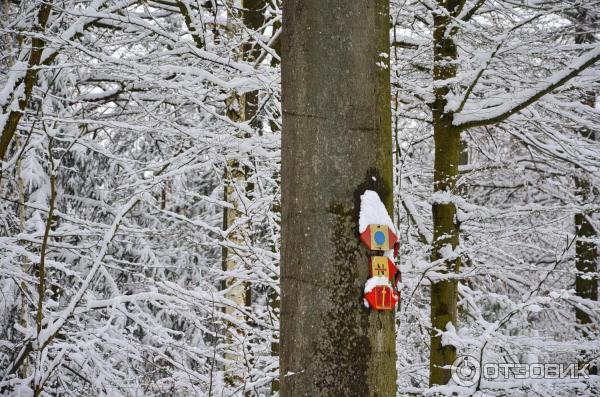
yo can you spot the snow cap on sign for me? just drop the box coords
[359,190,396,234]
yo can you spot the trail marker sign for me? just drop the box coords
[360,224,397,251]
[369,256,397,282]
[359,190,400,311]
[364,285,398,311]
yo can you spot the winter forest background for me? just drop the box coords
[0,0,599,396]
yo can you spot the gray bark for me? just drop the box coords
[280,1,396,396]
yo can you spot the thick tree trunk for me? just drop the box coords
[280,1,396,396]
[429,2,460,386]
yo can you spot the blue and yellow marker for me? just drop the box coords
[360,224,398,251]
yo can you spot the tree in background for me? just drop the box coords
[0,0,281,394]
[570,3,599,375]
[392,0,600,392]
[221,0,278,389]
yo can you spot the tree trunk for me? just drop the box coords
[575,207,598,326]
[280,1,396,396]
[222,0,266,386]
[573,5,598,376]
[574,94,598,376]
[429,1,460,386]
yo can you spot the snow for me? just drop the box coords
[1,1,599,395]
[0,113,7,137]
[358,190,396,234]
[0,61,26,106]
[454,45,600,127]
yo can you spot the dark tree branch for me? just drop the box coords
[0,0,53,166]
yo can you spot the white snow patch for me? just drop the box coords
[0,113,7,134]
[439,244,460,261]
[384,250,395,260]
[440,322,466,348]
[359,190,396,234]
[526,304,542,313]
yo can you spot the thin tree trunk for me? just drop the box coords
[429,1,460,386]
[280,1,396,395]
[221,156,250,385]
[574,94,598,376]
[4,2,31,376]
[33,149,57,397]
[222,0,265,387]
[575,207,598,327]
[266,7,282,392]
[16,136,30,378]
[573,5,598,376]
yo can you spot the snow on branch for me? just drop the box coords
[36,197,139,347]
[453,45,600,131]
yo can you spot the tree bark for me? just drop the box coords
[575,208,598,326]
[429,1,460,386]
[280,1,396,396]
[573,5,598,376]
[574,201,598,376]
